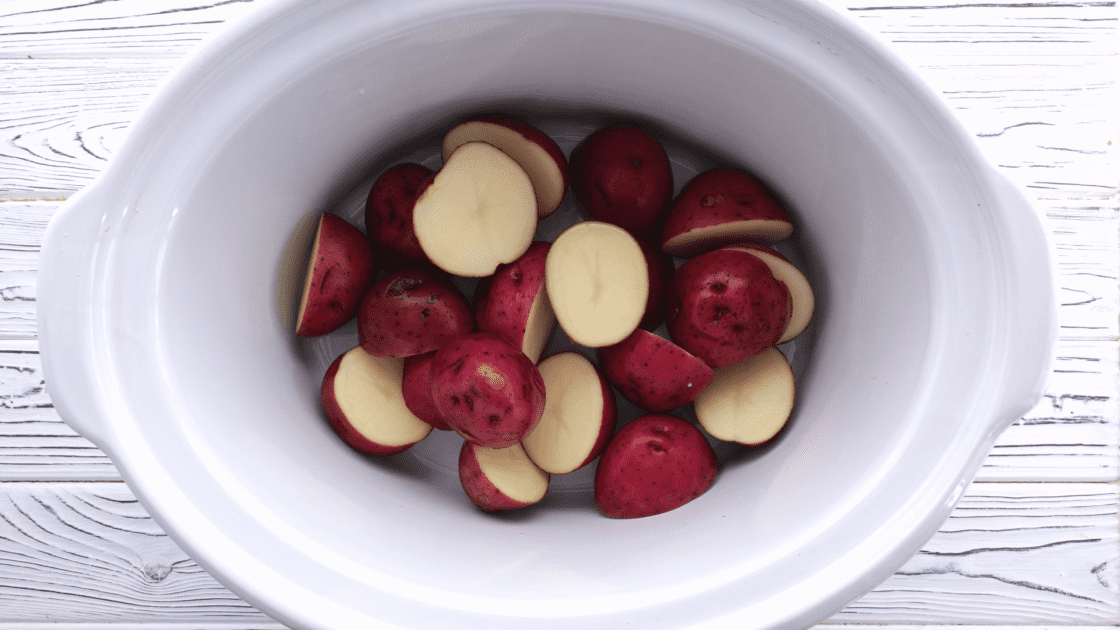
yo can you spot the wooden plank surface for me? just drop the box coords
[0,0,1116,628]
[0,481,1112,625]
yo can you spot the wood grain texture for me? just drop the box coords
[981,338,1119,482]
[827,482,1120,624]
[847,0,1118,196]
[0,0,259,58]
[0,59,174,199]
[0,481,1112,625]
[0,483,272,623]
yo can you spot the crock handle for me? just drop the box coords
[37,185,118,453]
[985,171,1059,436]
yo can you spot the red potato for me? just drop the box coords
[321,346,432,455]
[569,126,673,235]
[474,241,556,364]
[357,267,473,358]
[459,441,549,512]
[636,236,674,331]
[443,115,569,218]
[594,414,718,519]
[430,333,547,449]
[667,247,791,368]
[413,141,537,277]
[295,213,376,337]
[598,328,715,412]
[401,351,450,431]
[365,163,434,266]
[695,347,795,445]
[661,169,793,257]
[522,352,617,475]
[725,244,815,344]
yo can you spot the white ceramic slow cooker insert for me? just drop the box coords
[37,1,1057,628]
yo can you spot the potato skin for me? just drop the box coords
[430,333,546,449]
[474,241,553,359]
[661,169,791,251]
[401,351,450,431]
[296,213,376,337]
[666,248,790,368]
[458,441,545,512]
[636,237,674,331]
[598,329,715,412]
[357,267,473,357]
[594,414,718,519]
[569,126,672,235]
[365,163,434,266]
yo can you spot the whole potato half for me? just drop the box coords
[430,333,546,449]
[357,267,473,358]
[594,414,717,519]
[666,247,790,368]
[295,213,376,337]
[569,126,673,235]
[365,163,434,266]
[473,241,555,363]
[597,329,715,412]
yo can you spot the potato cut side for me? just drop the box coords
[694,347,794,445]
[413,141,537,277]
[334,348,432,447]
[662,219,794,258]
[523,352,608,474]
[522,288,556,364]
[444,120,567,218]
[474,443,549,504]
[294,216,324,332]
[732,246,815,343]
[545,221,649,347]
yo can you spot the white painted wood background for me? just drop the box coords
[0,0,1116,628]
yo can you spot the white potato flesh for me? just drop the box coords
[694,347,794,445]
[443,121,566,217]
[294,215,324,332]
[475,443,549,503]
[545,221,648,347]
[728,245,815,344]
[523,352,606,474]
[522,288,556,364]
[335,349,432,447]
[662,219,793,258]
[413,141,537,277]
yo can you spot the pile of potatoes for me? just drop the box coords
[296,116,814,519]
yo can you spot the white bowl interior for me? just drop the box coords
[91,2,1011,627]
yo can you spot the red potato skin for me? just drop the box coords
[569,126,673,235]
[401,351,450,431]
[469,114,569,194]
[598,329,715,412]
[636,237,674,331]
[474,241,553,353]
[594,414,718,519]
[431,333,547,448]
[458,441,545,512]
[365,163,434,267]
[320,354,415,456]
[661,169,791,252]
[358,267,474,358]
[296,214,376,337]
[667,248,790,368]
